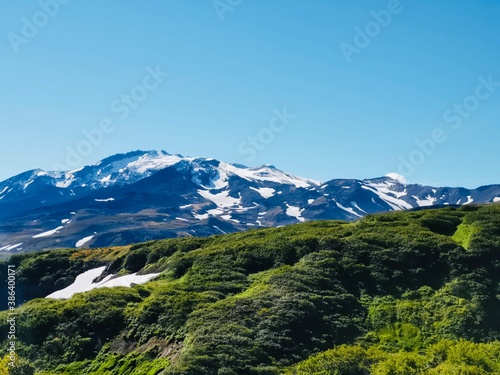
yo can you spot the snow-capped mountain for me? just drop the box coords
[0,150,316,219]
[1,150,499,253]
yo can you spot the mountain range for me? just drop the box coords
[1,150,499,253]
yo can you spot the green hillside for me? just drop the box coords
[1,204,500,374]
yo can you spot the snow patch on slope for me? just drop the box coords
[55,177,74,188]
[33,226,64,238]
[463,195,474,205]
[126,153,185,174]
[0,243,23,251]
[250,187,276,198]
[197,190,241,208]
[336,202,362,218]
[193,212,209,220]
[23,180,34,190]
[413,195,437,207]
[285,204,305,222]
[361,185,412,210]
[46,266,161,299]
[76,235,95,248]
[213,225,227,234]
[351,202,366,213]
[218,162,319,188]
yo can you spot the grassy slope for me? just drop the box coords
[0,204,500,374]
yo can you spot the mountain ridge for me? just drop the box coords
[1,150,499,253]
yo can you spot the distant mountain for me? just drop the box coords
[1,150,499,252]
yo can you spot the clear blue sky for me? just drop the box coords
[1,1,499,188]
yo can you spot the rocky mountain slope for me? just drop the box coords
[1,150,499,253]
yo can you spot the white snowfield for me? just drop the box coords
[222,214,240,223]
[75,235,95,248]
[126,153,185,174]
[193,161,319,190]
[361,183,412,211]
[192,212,209,220]
[285,204,305,222]
[412,194,437,207]
[336,201,362,218]
[463,195,474,205]
[351,202,366,213]
[213,225,227,234]
[197,189,241,208]
[207,208,224,216]
[46,266,161,299]
[95,198,115,202]
[250,187,276,199]
[494,197,500,202]
[0,243,23,251]
[33,226,64,238]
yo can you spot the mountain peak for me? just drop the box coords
[385,172,407,184]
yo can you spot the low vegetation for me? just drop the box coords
[1,204,500,374]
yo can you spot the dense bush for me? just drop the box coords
[0,204,500,374]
